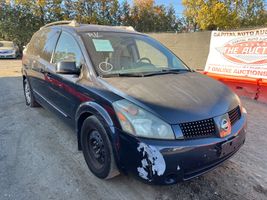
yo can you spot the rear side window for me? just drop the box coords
[27,32,40,55]
[27,28,60,62]
[53,32,83,68]
[40,29,60,62]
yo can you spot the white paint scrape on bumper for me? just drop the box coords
[137,142,166,181]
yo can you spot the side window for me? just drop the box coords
[53,32,83,68]
[136,40,168,68]
[27,32,41,55]
[40,28,60,62]
[27,29,60,62]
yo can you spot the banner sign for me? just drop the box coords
[204,28,267,79]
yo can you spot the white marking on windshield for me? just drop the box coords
[99,61,113,72]
[87,32,102,38]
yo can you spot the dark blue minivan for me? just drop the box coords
[22,21,247,185]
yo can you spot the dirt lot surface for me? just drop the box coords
[0,59,267,200]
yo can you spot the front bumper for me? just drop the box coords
[0,52,16,58]
[117,109,247,185]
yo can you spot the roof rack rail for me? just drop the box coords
[113,26,136,32]
[40,20,80,30]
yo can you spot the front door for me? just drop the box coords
[45,31,86,120]
[28,28,61,100]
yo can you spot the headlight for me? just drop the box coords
[113,99,175,139]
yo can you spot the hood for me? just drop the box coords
[0,47,14,51]
[102,72,240,124]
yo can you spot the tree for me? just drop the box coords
[131,0,155,32]
[46,0,64,22]
[183,0,267,31]
[197,0,240,30]
[120,0,131,26]
[62,0,74,20]
[14,0,64,23]
[0,3,43,48]
[97,0,120,25]
[73,0,100,24]
[166,5,182,31]
[241,0,267,27]
[182,0,203,31]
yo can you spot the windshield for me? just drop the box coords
[81,32,189,76]
[0,41,14,48]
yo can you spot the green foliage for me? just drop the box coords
[1,0,265,49]
[0,3,44,49]
[240,0,267,27]
[182,0,267,31]
[0,0,182,48]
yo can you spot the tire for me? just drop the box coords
[23,78,40,107]
[81,116,119,179]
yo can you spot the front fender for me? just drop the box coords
[75,101,114,128]
[75,101,122,169]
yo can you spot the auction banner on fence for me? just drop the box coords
[204,28,267,79]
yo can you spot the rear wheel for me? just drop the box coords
[81,116,119,179]
[23,78,39,107]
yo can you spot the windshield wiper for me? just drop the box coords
[101,73,145,78]
[142,68,191,77]
[101,69,191,78]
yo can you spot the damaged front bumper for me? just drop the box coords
[117,109,247,185]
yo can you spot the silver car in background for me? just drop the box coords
[0,41,19,58]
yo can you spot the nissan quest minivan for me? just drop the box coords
[22,21,247,185]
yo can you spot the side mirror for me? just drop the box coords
[56,61,80,75]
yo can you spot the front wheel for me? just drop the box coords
[23,78,39,107]
[81,116,119,179]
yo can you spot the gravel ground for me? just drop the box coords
[0,59,267,200]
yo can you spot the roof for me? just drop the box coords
[41,20,140,34]
[75,24,137,34]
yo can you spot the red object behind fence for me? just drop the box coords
[198,70,267,104]
[258,79,267,104]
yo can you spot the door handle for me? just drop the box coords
[45,72,63,88]
[46,74,52,80]
[44,72,52,81]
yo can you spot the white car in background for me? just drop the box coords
[0,41,19,58]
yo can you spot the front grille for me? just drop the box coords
[228,106,241,125]
[179,118,216,139]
